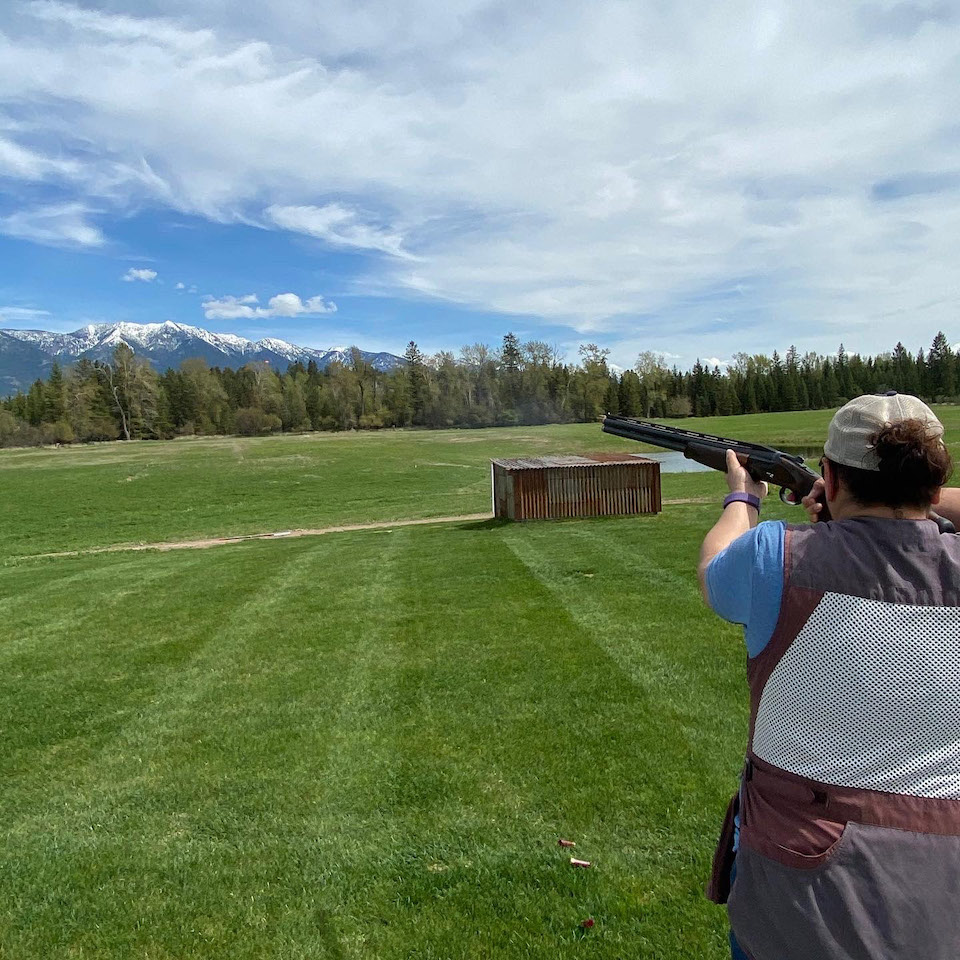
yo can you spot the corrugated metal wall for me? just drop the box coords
[492,461,661,520]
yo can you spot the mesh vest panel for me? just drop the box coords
[753,591,960,798]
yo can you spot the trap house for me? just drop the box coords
[491,453,661,521]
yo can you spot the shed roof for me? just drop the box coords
[491,453,656,470]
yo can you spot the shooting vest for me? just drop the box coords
[708,517,960,960]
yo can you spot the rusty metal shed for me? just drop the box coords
[491,453,661,521]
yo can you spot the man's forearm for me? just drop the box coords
[697,503,759,601]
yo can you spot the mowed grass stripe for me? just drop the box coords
[504,510,747,702]
[320,521,730,958]
[0,541,354,958]
[500,514,745,954]
[0,523,733,959]
[0,551,212,661]
[1,551,224,791]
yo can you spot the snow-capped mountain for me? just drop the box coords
[0,321,405,393]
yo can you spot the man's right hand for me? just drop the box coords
[801,477,827,523]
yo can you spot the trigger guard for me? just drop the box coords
[779,487,797,505]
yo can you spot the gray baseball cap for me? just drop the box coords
[824,393,944,471]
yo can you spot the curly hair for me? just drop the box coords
[829,418,953,508]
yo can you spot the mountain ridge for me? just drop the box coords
[0,320,405,393]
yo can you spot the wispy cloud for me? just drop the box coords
[0,305,51,323]
[0,203,104,247]
[266,204,413,259]
[0,136,78,181]
[202,292,337,320]
[122,267,158,282]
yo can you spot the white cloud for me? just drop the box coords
[0,136,77,181]
[26,1,215,50]
[123,267,158,282]
[175,281,185,289]
[202,292,337,320]
[0,203,104,247]
[1,1,960,359]
[0,305,51,323]
[703,357,729,369]
[266,204,413,259]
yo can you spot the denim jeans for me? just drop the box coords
[728,857,748,959]
[729,929,749,959]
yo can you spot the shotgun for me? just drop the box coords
[601,415,830,518]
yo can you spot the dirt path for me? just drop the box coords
[28,498,711,560]
[32,514,496,559]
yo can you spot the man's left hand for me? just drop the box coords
[724,449,768,500]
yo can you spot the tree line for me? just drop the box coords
[1,332,958,447]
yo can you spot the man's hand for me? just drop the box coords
[801,477,827,523]
[724,449,769,500]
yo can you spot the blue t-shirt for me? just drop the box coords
[705,521,787,657]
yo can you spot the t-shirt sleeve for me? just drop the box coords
[705,521,786,658]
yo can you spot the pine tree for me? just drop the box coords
[603,378,620,415]
[45,362,66,422]
[499,332,523,411]
[916,348,928,397]
[770,352,785,410]
[836,343,852,399]
[821,359,840,406]
[404,341,427,425]
[928,331,955,399]
[25,380,46,426]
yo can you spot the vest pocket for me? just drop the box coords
[740,771,846,868]
[766,819,853,870]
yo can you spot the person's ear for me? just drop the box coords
[931,487,942,506]
[822,459,840,502]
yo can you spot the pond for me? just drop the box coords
[644,447,822,473]
[644,451,713,473]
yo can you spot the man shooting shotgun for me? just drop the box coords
[609,396,960,960]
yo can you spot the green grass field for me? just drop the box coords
[2,408,957,958]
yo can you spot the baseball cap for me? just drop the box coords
[824,392,944,471]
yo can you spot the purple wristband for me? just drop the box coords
[723,492,761,514]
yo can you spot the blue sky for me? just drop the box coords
[1,1,959,369]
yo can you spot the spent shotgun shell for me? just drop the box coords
[570,857,591,868]
[558,839,576,848]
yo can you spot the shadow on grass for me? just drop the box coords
[458,514,664,532]
[455,518,513,531]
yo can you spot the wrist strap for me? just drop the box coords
[723,492,761,514]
